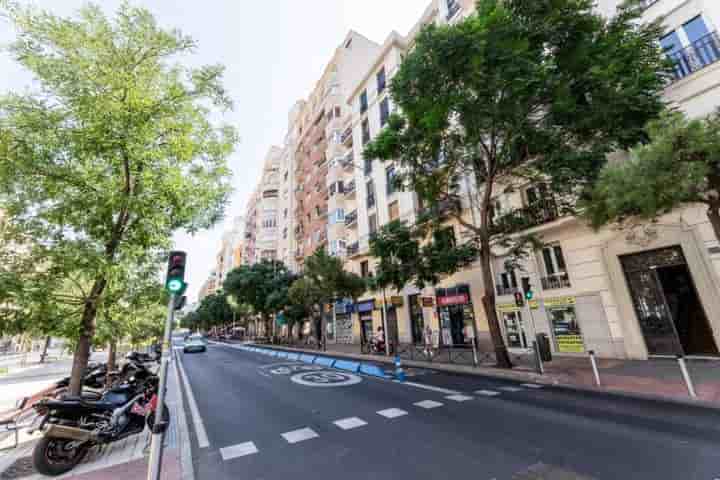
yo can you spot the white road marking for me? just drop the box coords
[521,383,543,389]
[499,386,523,392]
[414,400,444,409]
[396,381,461,395]
[377,408,408,419]
[445,394,474,402]
[475,390,501,397]
[220,441,258,460]
[176,355,210,448]
[333,417,368,430]
[282,427,319,444]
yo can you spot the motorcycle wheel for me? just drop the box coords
[33,436,90,477]
[146,404,170,432]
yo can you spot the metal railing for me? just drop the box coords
[341,127,353,145]
[344,180,356,196]
[345,211,358,227]
[516,199,560,228]
[540,272,571,290]
[447,0,461,20]
[668,32,720,82]
[346,242,360,256]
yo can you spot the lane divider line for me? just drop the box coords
[395,380,461,396]
[475,390,501,397]
[414,400,444,409]
[499,386,523,393]
[177,355,210,448]
[445,394,474,402]
[333,417,368,430]
[377,408,408,419]
[220,441,258,460]
[521,383,543,389]
[281,427,319,444]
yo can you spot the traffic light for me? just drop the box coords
[165,251,187,294]
[522,277,533,301]
[174,295,187,311]
[514,291,524,308]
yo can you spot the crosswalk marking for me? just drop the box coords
[333,417,368,430]
[414,400,444,409]
[521,383,543,389]
[445,394,474,402]
[282,427,319,444]
[377,408,408,419]
[475,389,501,397]
[499,386,523,392]
[220,442,258,460]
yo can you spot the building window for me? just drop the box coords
[542,244,567,276]
[377,67,386,93]
[263,189,279,198]
[360,90,368,114]
[334,106,341,118]
[368,213,378,236]
[386,165,397,195]
[388,200,400,221]
[379,97,390,127]
[662,15,720,81]
[366,179,376,209]
[447,0,460,20]
[334,208,345,223]
[283,227,288,239]
[284,208,288,218]
[364,156,372,176]
[361,119,371,145]
[361,260,370,278]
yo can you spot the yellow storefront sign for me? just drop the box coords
[543,296,576,308]
[497,303,519,313]
[556,334,584,353]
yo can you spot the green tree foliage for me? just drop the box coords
[584,110,720,240]
[288,249,366,347]
[223,261,297,336]
[363,0,670,367]
[0,2,237,393]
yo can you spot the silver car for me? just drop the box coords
[183,334,207,353]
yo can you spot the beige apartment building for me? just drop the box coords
[223,0,720,360]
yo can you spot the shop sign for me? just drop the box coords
[543,296,576,308]
[356,300,375,313]
[390,296,404,307]
[437,293,469,306]
[497,303,520,313]
[556,334,584,353]
[421,297,435,307]
[335,299,354,314]
[528,300,539,310]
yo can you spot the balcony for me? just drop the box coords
[345,210,358,227]
[346,241,360,256]
[447,0,460,20]
[668,32,720,83]
[515,199,560,229]
[342,151,355,170]
[345,180,356,197]
[366,193,376,209]
[496,285,517,297]
[341,127,353,145]
[419,197,461,218]
[541,272,571,290]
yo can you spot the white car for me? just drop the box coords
[183,334,207,353]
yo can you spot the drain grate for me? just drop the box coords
[0,456,34,480]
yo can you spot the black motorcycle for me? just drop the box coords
[30,370,168,476]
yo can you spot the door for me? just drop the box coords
[621,246,718,356]
[503,311,528,349]
[386,307,399,346]
[409,294,425,344]
[360,317,373,345]
[449,305,466,345]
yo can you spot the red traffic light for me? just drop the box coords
[514,291,524,307]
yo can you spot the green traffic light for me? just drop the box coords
[525,290,533,300]
[167,279,184,293]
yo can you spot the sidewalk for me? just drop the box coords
[246,340,720,406]
[0,353,191,480]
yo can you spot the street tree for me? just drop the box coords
[0,3,237,394]
[584,110,720,241]
[363,0,670,367]
[288,249,366,349]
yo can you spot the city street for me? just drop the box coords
[177,343,720,480]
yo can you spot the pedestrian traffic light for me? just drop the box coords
[165,251,187,293]
[522,277,533,301]
[174,295,187,311]
[514,291,524,308]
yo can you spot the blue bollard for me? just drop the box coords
[395,355,405,382]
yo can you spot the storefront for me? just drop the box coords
[334,299,354,344]
[356,300,375,345]
[497,303,530,350]
[545,297,584,354]
[408,294,426,344]
[435,285,477,346]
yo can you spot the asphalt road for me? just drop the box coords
[177,342,720,480]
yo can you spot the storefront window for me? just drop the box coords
[549,306,584,353]
[502,311,528,349]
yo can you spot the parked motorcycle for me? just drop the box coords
[30,368,168,476]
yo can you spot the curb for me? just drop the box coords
[236,342,720,412]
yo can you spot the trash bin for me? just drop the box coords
[536,333,552,362]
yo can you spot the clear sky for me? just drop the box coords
[0,0,431,302]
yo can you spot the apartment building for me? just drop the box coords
[214,216,244,287]
[277,101,304,271]
[198,270,218,301]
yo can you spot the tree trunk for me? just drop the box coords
[707,203,720,245]
[106,341,117,387]
[68,277,107,396]
[39,336,51,364]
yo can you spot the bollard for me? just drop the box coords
[532,341,544,375]
[394,355,405,382]
[588,350,601,387]
[471,338,479,368]
[677,355,697,399]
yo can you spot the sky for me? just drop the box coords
[0,0,431,302]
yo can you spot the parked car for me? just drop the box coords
[183,334,207,353]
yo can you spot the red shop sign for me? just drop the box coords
[437,294,469,306]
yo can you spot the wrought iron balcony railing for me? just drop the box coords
[668,32,720,82]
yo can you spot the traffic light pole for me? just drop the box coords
[147,293,176,480]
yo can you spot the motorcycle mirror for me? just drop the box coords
[15,397,28,410]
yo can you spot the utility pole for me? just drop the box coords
[148,251,187,480]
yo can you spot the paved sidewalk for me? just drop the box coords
[241,340,720,405]
[0,354,191,480]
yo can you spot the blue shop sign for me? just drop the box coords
[335,299,355,314]
[356,300,375,313]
